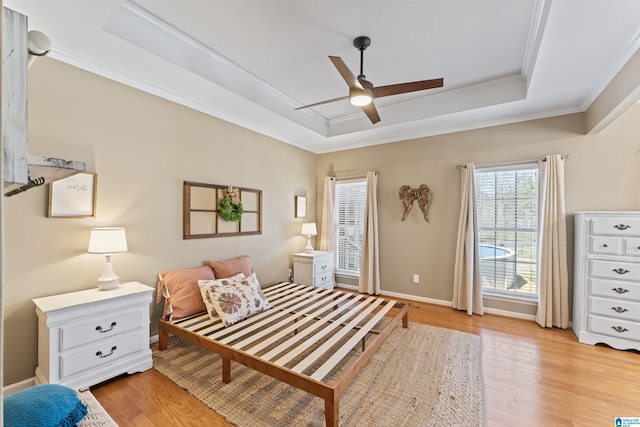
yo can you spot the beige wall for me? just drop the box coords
[317,104,640,312]
[3,59,317,385]
[4,56,640,387]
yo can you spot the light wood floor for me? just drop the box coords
[91,300,640,426]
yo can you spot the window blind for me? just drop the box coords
[334,180,367,276]
[475,164,538,298]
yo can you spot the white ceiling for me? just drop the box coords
[6,0,640,153]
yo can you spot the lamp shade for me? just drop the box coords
[301,223,317,236]
[88,227,128,254]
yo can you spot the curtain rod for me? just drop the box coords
[331,171,379,180]
[456,154,569,169]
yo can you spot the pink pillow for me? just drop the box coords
[157,265,215,320]
[206,256,252,279]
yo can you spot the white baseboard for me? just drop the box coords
[336,283,537,321]
[3,377,35,396]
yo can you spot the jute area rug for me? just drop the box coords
[152,323,485,426]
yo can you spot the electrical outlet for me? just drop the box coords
[413,274,420,284]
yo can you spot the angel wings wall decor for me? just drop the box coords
[399,184,432,222]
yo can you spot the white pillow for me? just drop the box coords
[198,273,270,326]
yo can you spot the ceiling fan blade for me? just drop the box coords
[329,56,362,89]
[294,95,350,110]
[372,78,444,98]
[361,102,380,124]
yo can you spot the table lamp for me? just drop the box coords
[301,223,317,254]
[88,227,128,290]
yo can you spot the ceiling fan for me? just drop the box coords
[295,36,444,124]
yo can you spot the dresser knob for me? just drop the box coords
[611,306,629,314]
[96,346,117,358]
[612,287,630,294]
[612,268,630,275]
[603,244,608,248]
[96,321,117,333]
[614,224,631,230]
[611,326,629,333]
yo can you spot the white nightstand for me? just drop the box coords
[32,281,154,390]
[293,251,334,289]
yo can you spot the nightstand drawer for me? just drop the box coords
[60,308,143,351]
[313,271,332,288]
[60,332,144,379]
[314,260,332,275]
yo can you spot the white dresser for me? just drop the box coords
[32,281,154,390]
[573,212,640,351]
[293,251,334,289]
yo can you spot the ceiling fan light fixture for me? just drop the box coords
[349,87,372,106]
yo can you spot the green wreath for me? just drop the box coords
[219,197,243,222]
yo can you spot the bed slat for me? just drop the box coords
[309,299,397,380]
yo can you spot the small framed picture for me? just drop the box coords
[295,196,307,218]
[48,172,97,218]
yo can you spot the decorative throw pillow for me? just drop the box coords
[206,255,252,279]
[157,265,216,320]
[197,272,245,317]
[198,273,270,326]
[4,384,88,427]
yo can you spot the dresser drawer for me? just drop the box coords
[60,332,144,379]
[589,296,640,320]
[590,279,640,302]
[60,308,143,351]
[588,315,640,342]
[589,236,621,255]
[590,259,640,281]
[624,238,640,256]
[591,218,640,236]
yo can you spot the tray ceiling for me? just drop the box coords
[6,0,640,153]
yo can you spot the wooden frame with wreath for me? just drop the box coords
[183,181,262,239]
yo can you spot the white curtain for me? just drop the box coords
[536,154,569,328]
[359,171,380,295]
[318,177,335,252]
[319,176,336,286]
[452,163,484,315]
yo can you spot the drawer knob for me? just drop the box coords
[603,244,608,248]
[611,306,629,314]
[96,346,117,358]
[612,268,630,275]
[612,287,630,294]
[611,326,629,333]
[96,321,117,333]
[614,224,631,230]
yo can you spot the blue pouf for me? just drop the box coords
[4,384,88,427]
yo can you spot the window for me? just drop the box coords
[334,179,367,276]
[475,164,538,299]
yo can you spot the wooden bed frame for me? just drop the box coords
[158,281,408,426]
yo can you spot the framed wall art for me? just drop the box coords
[183,181,262,239]
[48,172,97,218]
[295,196,307,218]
